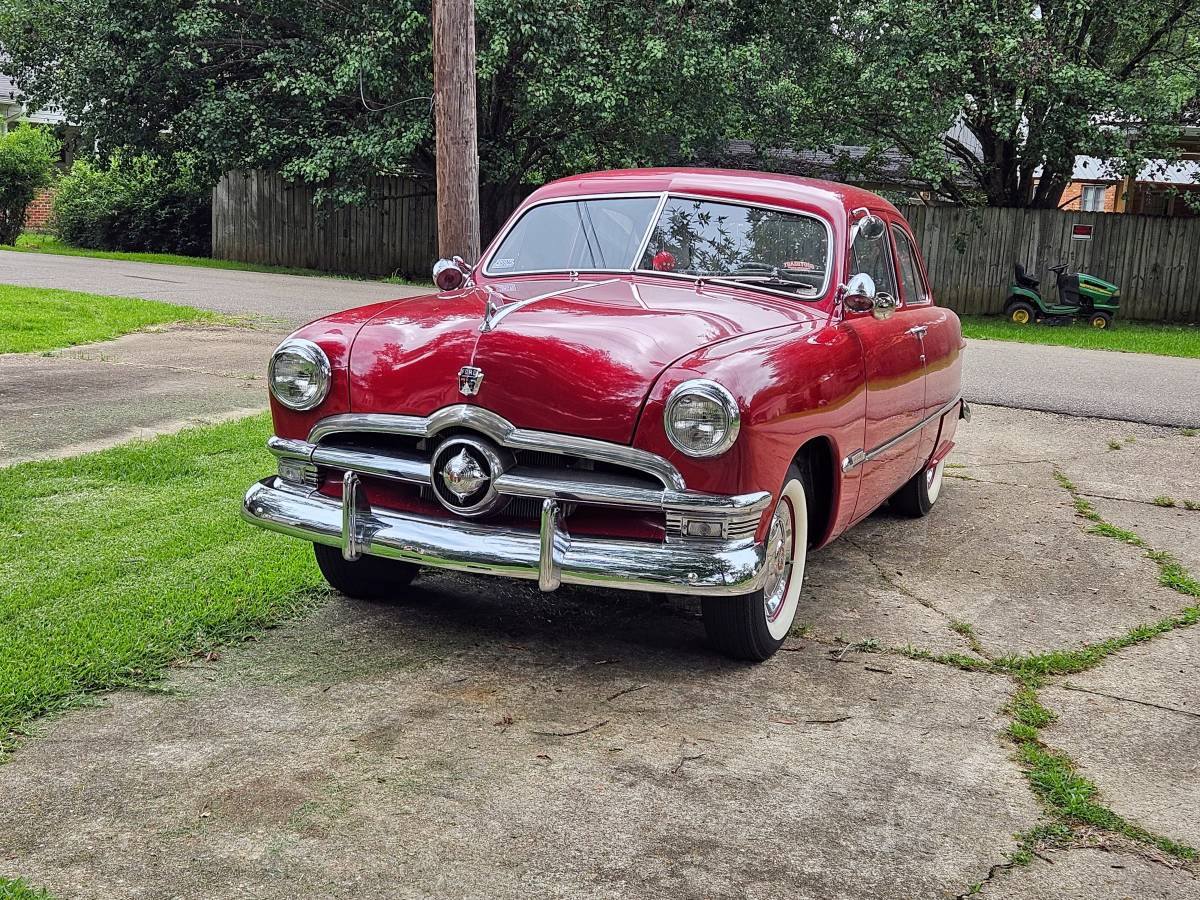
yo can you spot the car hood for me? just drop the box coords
[348,276,823,444]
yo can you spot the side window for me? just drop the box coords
[892,226,930,305]
[850,227,898,298]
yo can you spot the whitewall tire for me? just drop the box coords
[702,463,810,661]
[891,457,946,517]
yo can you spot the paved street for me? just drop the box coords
[5,250,1199,429]
[963,339,1200,428]
[0,249,420,326]
[3,405,1197,898]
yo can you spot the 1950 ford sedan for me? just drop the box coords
[243,168,966,661]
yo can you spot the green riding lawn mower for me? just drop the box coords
[1006,263,1120,329]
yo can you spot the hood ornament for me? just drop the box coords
[458,365,484,396]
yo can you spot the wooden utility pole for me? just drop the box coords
[432,0,481,262]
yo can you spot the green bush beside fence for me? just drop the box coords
[52,154,211,256]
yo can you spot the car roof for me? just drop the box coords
[526,167,901,221]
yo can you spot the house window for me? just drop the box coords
[1081,185,1106,212]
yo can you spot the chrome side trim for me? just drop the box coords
[307,406,686,491]
[841,394,963,473]
[243,478,767,598]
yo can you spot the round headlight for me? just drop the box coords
[663,379,741,457]
[268,339,331,411]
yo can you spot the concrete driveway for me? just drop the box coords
[2,404,1197,898]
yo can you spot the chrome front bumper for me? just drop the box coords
[242,476,769,597]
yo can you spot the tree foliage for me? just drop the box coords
[835,0,1200,206]
[1,0,1196,210]
[0,125,58,245]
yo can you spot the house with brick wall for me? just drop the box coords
[1056,128,1200,217]
[1,70,69,231]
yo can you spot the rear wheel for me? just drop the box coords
[1090,311,1113,329]
[702,464,809,662]
[1006,300,1036,325]
[313,543,419,601]
[891,457,946,517]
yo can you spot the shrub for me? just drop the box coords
[52,154,212,255]
[0,125,60,245]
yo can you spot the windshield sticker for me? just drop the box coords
[784,260,816,271]
[492,257,516,269]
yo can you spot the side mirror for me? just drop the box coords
[858,215,886,240]
[433,256,473,291]
[871,292,897,320]
[842,272,877,313]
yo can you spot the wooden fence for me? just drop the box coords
[213,171,1200,321]
[898,204,1200,322]
[212,170,527,279]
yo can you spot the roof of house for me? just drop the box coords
[0,72,65,124]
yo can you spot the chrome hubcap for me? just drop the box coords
[762,500,794,621]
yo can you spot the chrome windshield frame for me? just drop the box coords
[479,191,835,302]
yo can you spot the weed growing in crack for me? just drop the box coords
[1184,500,1200,511]
[1107,440,1123,451]
[923,465,1200,881]
[1181,428,1198,438]
[1153,495,1177,508]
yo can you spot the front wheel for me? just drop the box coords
[313,543,419,601]
[1006,299,1036,325]
[1090,311,1113,329]
[702,465,809,661]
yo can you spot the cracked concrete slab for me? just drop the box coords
[978,848,1197,899]
[1038,626,1200,850]
[0,325,279,465]
[0,580,1039,900]
[847,479,1188,659]
[1089,498,1200,579]
[802,538,985,657]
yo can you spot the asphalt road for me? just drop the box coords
[962,339,1200,428]
[3,249,1198,428]
[0,249,423,326]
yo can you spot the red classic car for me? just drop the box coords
[244,168,966,661]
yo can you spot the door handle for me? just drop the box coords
[907,325,928,338]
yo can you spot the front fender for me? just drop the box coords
[631,322,866,544]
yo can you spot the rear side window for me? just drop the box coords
[892,226,930,305]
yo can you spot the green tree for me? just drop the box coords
[0,125,59,245]
[2,0,835,231]
[832,0,1200,206]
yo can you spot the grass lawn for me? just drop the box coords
[0,413,325,751]
[6,233,424,286]
[960,315,1200,359]
[0,877,52,899]
[0,283,228,354]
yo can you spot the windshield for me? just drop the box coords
[485,194,830,298]
[486,197,660,274]
[637,198,828,296]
